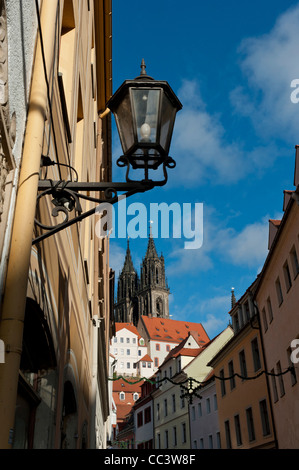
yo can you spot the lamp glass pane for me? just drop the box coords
[131,88,160,145]
[114,91,135,153]
[160,93,177,153]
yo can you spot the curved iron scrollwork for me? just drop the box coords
[33,155,176,245]
[35,181,83,231]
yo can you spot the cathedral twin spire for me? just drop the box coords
[114,229,170,325]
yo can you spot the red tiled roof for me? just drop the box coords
[137,354,153,363]
[115,322,140,337]
[112,377,144,392]
[115,404,133,421]
[140,316,209,344]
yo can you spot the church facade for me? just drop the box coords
[114,235,170,325]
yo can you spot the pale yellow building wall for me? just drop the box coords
[25,0,112,448]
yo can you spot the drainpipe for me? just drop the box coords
[0,0,59,448]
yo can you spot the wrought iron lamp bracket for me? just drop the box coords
[33,156,176,245]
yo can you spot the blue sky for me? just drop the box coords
[108,0,299,338]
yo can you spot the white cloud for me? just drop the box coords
[168,206,270,274]
[170,79,280,188]
[221,219,269,267]
[230,3,299,142]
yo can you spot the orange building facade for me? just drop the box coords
[209,287,276,449]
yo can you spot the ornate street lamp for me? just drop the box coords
[34,61,182,245]
[107,59,182,182]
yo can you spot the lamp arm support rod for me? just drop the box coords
[32,182,155,245]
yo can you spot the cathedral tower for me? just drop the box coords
[114,230,170,325]
[137,230,169,320]
[114,239,139,325]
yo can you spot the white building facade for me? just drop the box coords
[189,374,221,449]
[111,323,147,377]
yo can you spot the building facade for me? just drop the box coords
[254,148,299,449]
[0,0,113,449]
[111,323,148,377]
[189,372,221,449]
[137,315,210,373]
[152,326,233,450]
[209,287,276,449]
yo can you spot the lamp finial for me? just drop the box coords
[140,58,147,75]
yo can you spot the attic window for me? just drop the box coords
[185,325,189,329]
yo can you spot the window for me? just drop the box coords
[156,343,160,351]
[262,307,268,332]
[144,406,151,424]
[206,398,211,414]
[156,433,160,449]
[156,403,160,420]
[173,426,177,446]
[267,297,273,322]
[120,337,124,343]
[234,414,242,446]
[283,260,292,291]
[127,349,130,355]
[166,344,171,352]
[169,366,172,378]
[119,392,125,400]
[208,435,213,449]
[224,420,232,449]
[165,430,169,448]
[275,277,283,306]
[290,245,299,278]
[198,402,202,417]
[199,438,204,449]
[228,360,236,390]
[246,407,255,442]
[216,432,221,449]
[251,338,262,371]
[133,392,139,401]
[214,394,218,411]
[259,399,271,436]
[127,362,130,369]
[172,394,176,413]
[239,350,247,379]
[220,369,226,396]
[132,337,136,344]
[244,301,250,322]
[181,422,186,443]
[277,361,285,397]
[154,358,159,367]
[164,399,168,417]
[137,411,143,427]
[271,368,279,402]
[191,406,195,421]
[126,337,130,344]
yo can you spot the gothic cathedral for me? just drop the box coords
[114,234,170,326]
